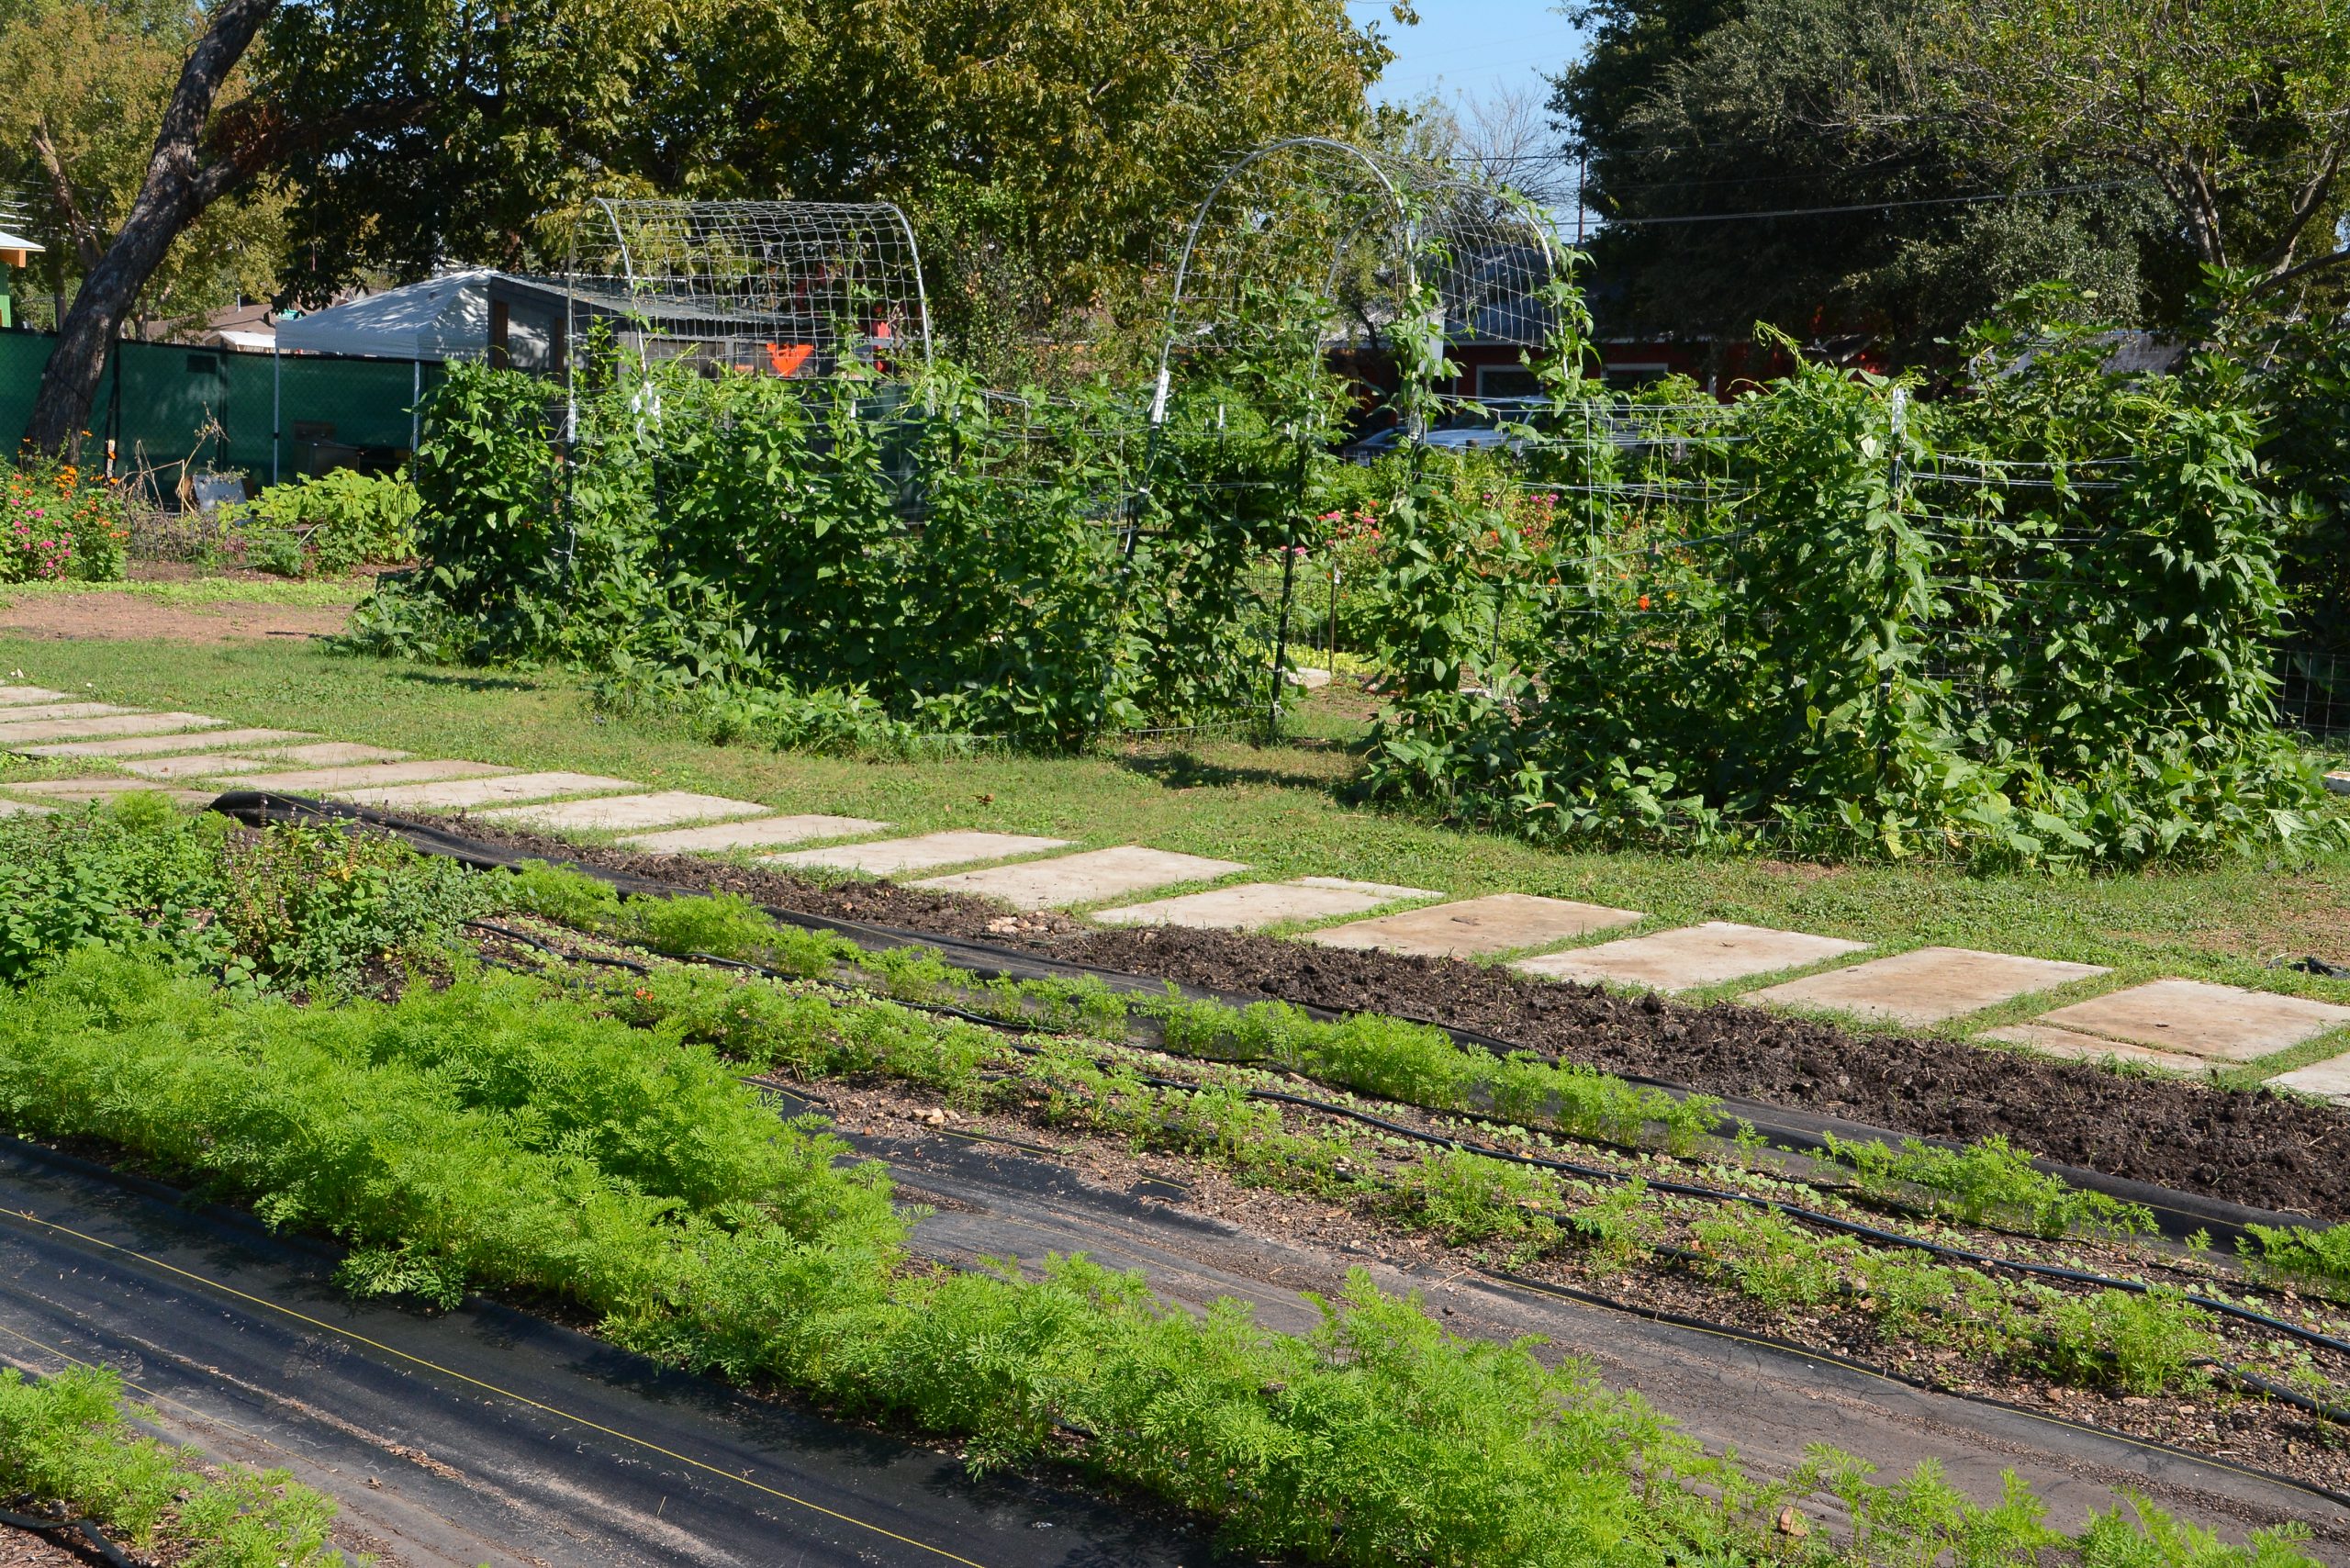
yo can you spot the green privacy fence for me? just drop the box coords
[0,331,443,489]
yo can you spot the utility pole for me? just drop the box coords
[1575,153,1586,248]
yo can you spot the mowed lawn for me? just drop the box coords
[8,629,2350,1073]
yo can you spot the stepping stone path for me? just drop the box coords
[913,846,1248,910]
[226,759,511,793]
[1308,893,1640,959]
[340,772,634,811]
[21,728,313,758]
[2270,1053,2350,1104]
[0,711,221,744]
[1514,922,1865,992]
[118,743,409,781]
[771,831,1070,878]
[1095,878,1437,932]
[619,814,890,854]
[1976,1025,2214,1074]
[2022,980,2350,1063]
[476,791,769,834]
[1750,946,2109,1027]
[2,679,2345,1103]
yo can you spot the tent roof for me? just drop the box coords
[274,270,505,361]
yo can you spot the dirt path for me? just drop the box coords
[0,590,352,642]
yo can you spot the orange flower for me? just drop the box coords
[1637,594,1651,610]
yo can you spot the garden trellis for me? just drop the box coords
[1147,138,1569,734]
[563,200,934,383]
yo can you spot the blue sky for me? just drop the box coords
[1357,0,1587,107]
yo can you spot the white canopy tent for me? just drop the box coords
[268,271,508,480]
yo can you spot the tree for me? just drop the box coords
[1935,0,2350,294]
[0,0,285,336]
[1549,0,2174,357]
[20,0,667,456]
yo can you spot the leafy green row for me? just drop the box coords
[0,945,2313,1567]
[602,959,2273,1406]
[0,1364,346,1566]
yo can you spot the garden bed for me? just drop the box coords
[447,817,2350,1222]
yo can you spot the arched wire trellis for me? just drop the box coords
[1150,137,1566,428]
[562,199,934,382]
[1144,138,1567,733]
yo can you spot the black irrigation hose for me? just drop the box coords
[0,1503,139,1568]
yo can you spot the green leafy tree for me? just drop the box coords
[1935,0,2350,293]
[1548,0,2176,355]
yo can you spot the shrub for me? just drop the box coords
[229,470,421,578]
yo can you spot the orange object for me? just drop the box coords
[765,342,814,376]
[1637,594,1651,610]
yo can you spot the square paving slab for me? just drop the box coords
[476,791,770,834]
[229,759,510,794]
[1514,922,1867,992]
[1307,893,1642,959]
[339,771,638,811]
[914,846,1248,909]
[1981,1024,2212,1073]
[619,814,892,854]
[0,688,69,705]
[0,798,52,816]
[770,831,1072,879]
[1093,878,1437,931]
[119,754,281,781]
[0,712,222,745]
[2029,980,2350,1063]
[245,742,410,767]
[2270,1052,2350,1104]
[1750,946,2110,1027]
[19,728,313,759]
[0,702,133,724]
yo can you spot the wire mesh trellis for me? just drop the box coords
[1145,138,1569,736]
[564,199,934,382]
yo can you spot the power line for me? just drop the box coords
[1594,177,2149,226]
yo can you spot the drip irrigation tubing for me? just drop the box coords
[216,795,2344,1294]
[0,1504,136,1568]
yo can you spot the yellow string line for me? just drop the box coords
[0,1204,996,1568]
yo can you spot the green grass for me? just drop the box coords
[7,633,2350,1078]
[0,577,368,608]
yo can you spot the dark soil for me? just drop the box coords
[449,819,2350,1222]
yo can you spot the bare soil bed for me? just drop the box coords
[0,591,352,644]
[448,818,2350,1222]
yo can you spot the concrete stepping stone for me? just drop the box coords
[0,712,223,745]
[0,687,70,705]
[243,742,409,768]
[1979,1024,2213,1074]
[1750,946,2109,1027]
[229,759,511,794]
[1093,877,1438,931]
[0,702,135,724]
[618,814,892,854]
[0,798,53,816]
[20,728,313,759]
[118,741,406,781]
[338,771,637,811]
[770,831,1071,879]
[2270,1052,2350,1104]
[913,846,1248,909]
[1307,892,1641,959]
[5,779,215,807]
[2027,980,2350,1064]
[2327,771,2350,797]
[1515,922,1866,992]
[119,754,283,781]
[475,791,769,834]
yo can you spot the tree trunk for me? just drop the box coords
[22,0,276,459]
